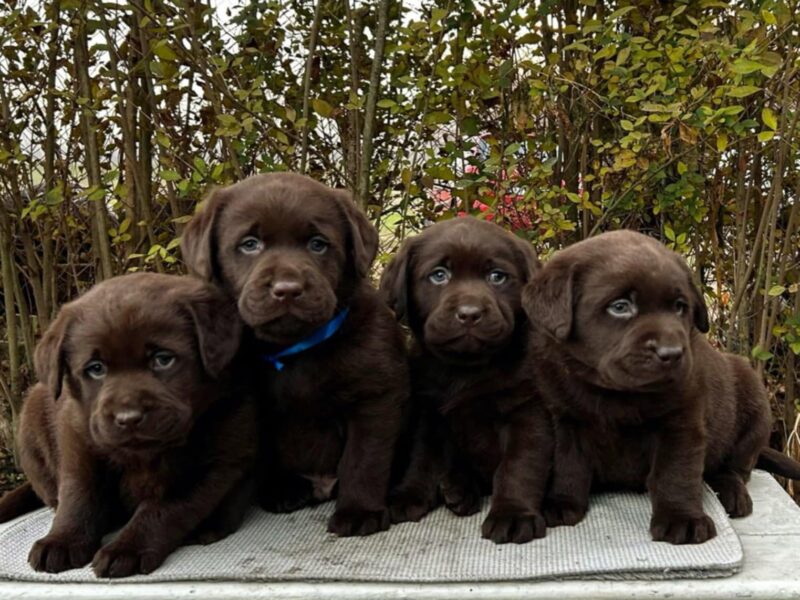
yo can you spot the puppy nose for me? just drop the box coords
[455,305,483,326]
[114,409,144,429]
[271,280,303,301]
[653,345,683,363]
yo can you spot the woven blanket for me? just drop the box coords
[0,486,741,583]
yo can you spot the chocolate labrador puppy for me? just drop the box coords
[522,230,775,544]
[0,273,255,577]
[181,172,408,537]
[380,217,552,544]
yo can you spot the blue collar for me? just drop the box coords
[261,308,350,371]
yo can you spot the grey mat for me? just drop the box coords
[0,487,742,583]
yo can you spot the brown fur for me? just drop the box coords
[0,273,256,577]
[181,172,409,537]
[522,230,771,544]
[381,217,552,544]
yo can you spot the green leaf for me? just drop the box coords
[727,85,761,98]
[424,111,452,125]
[593,44,616,62]
[160,169,180,182]
[152,40,179,62]
[716,132,728,152]
[665,225,676,241]
[762,107,777,130]
[768,285,786,297]
[758,131,775,142]
[751,345,773,361]
[376,99,396,108]
[608,6,635,20]
[312,98,334,118]
[620,120,634,131]
[731,58,764,74]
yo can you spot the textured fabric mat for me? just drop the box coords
[0,487,742,583]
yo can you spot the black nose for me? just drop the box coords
[271,280,303,301]
[455,304,483,326]
[652,344,684,363]
[114,409,144,429]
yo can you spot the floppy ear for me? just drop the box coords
[522,260,575,341]
[185,284,243,378]
[674,257,709,333]
[34,306,74,401]
[510,234,541,283]
[334,191,379,279]
[181,188,229,281]
[379,238,416,323]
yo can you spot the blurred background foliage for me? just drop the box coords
[0,0,798,491]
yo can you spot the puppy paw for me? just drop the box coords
[91,541,166,578]
[713,479,753,518]
[542,496,587,527]
[259,474,314,513]
[650,513,717,545]
[29,534,98,573]
[327,508,390,537]
[388,490,436,524]
[442,484,481,517]
[481,510,546,544]
[185,525,234,546]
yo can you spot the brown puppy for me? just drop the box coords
[381,217,552,544]
[522,230,772,545]
[181,172,408,537]
[0,273,256,577]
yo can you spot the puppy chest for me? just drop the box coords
[582,427,655,488]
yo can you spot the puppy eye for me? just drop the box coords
[151,351,177,372]
[238,236,264,255]
[308,236,329,254]
[607,298,637,319]
[84,360,107,380]
[486,269,508,285]
[151,351,176,371]
[675,298,689,315]
[428,267,451,285]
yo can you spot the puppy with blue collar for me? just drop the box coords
[182,172,409,537]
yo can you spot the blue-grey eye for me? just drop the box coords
[151,351,176,372]
[607,298,636,318]
[675,298,688,315]
[308,236,329,254]
[84,360,107,380]
[487,269,508,285]
[428,267,451,285]
[237,236,264,255]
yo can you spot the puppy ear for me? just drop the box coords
[379,238,415,322]
[675,257,710,333]
[185,284,242,378]
[34,306,74,401]
[522,260,575,341]
[334,191,379,278]
[510,234,541,283]
[181,189,229,281]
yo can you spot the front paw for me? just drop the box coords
[91,540,166,578]
[542,496,587,527]
[259,474,314,513]
[328,508,389,537]
[29,534,99,573]
[442,483,481,517]
[482,510,546,544]
[389,489,436,524]
[650,513,717,545]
